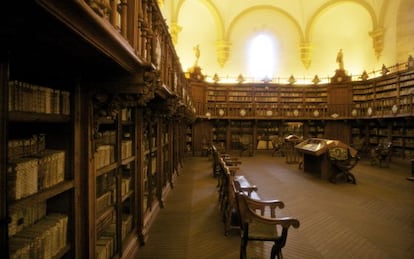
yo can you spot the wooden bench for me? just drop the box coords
[217,156,242,215]
[211,149,257,236]
[222,166,260,235]
[212,144,241,178]
[236,191,300,259]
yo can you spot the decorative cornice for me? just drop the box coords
[299,41,312,69]
[215,40,232,67]
[369,27,385,59]
[170,22,182,45]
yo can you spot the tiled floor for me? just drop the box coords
[135,153,414,259]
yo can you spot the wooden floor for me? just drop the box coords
[134,152,414,259]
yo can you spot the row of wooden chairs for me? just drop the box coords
[211,145,300,259]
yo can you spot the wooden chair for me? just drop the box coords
[271,137,284,157]
[369,141,392,167]
[327,146,359,184]
[236,191,300,259]
[211,145,221,177]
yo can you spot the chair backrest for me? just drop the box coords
[328,147,348,161]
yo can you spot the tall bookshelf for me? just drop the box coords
[3,72,75,259]
[303,85,328,117]
[398,70,414,115]
[352,80,375,117]
[2,1,194,257]
[90,96,139,258]
[254,85,279,117]
[279,85,304,117]
[256,120,281,150]
[229,120,254,150]
[373,74,399,116]
[139,114,162,242]
[304,120,325,139]
[212,120,228,152]
[185,125,193,155]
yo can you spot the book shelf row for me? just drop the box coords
[8,80,70,115]
[198,69,414,121]
[191,115,414,160]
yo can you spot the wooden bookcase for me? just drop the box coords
[4,77,75,259]
[304,120,325,139]
[255,120,281,150]
[352,80,375,117]
[90,97,140,258]
[212,120,228,152]
[191,68,414,159]
[2,1,194,258]
[185,125,193,155]
[398,70,414,115]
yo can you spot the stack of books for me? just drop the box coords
[7,158,39,200]
[9,213,68,259]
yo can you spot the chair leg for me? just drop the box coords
[329,173,338,184]
[347,172,356,184]
[271,243,283,259]
[240,240,247,259]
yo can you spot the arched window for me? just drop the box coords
[247,33,276,81]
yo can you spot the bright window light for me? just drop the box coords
[248,33,275,81]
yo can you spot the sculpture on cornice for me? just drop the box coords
[193,44,200,67]
[331,48,350,83]
[336,49,344,71]
[187,44,204,81]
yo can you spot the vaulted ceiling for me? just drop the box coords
[159,0,414,83]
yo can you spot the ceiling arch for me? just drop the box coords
[225,5,304,42]
[161,0,410,80]
[175,0,225,39]
[305,0,377,41]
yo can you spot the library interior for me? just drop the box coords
[1,1,414,258]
